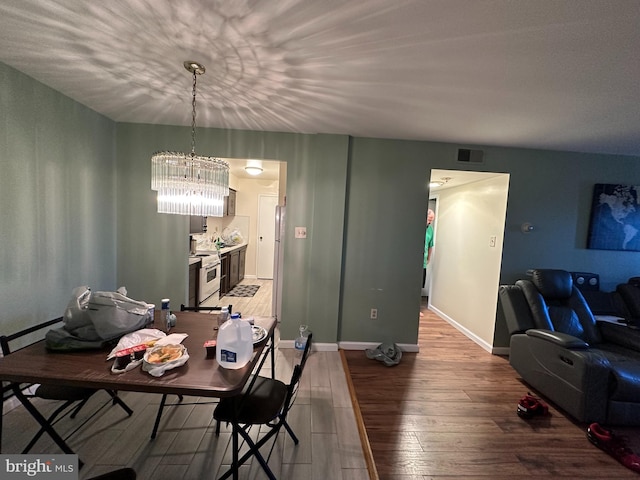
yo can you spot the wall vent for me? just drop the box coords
[457,148,484,164]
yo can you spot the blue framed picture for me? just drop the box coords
[587,183,640,251]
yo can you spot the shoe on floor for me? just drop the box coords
[587,422,640,473]
[517,393,548,419]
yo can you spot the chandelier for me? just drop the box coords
[151,61,229,217]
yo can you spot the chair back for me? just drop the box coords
[180,304,232,314]
[1,317,64,356]
[282,333,313,416]
[518,269,601,344]
[299,332,313,373]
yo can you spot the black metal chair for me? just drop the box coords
[0,318,133,458]
[149,304,232,439]
[213,333,313,480]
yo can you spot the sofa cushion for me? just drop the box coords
[595,343,640,402]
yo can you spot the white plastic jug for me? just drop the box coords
[216,316,253,369]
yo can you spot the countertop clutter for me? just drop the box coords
[188,242,247,262]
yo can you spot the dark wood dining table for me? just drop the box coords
[0,311,276,480]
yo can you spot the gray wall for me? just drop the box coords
[3,60,640,350]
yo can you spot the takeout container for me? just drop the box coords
[143,343,186,364]
[141,343,189,377]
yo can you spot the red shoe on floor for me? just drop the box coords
[587,422,640,473]
[516,393,548,419]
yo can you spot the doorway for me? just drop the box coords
[421,169,510,350]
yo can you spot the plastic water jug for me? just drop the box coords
[216,315,253,369]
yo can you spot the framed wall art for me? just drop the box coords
[587,183,640,251]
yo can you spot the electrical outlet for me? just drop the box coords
[295,227,307,239]
[370,308,378,319]
[489,235,497,247]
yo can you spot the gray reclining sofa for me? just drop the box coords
[499,269,640,425]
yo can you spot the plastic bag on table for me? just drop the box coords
[46,286,152,351]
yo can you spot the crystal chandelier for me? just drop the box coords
[151,61,229,217]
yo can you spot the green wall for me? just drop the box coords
[115,124,349,344]
[0,62,117,336]
[4,59,640,350]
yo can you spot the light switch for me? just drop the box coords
[295,227,307,239]
[489,235,497,247]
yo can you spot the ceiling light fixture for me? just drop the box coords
[429,176,452,189]
[244,166,263,176]
[151,61,229,216]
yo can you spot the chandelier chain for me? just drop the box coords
[190,69,197,157]
[151,61,229,217]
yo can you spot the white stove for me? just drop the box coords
[192,251,221,303]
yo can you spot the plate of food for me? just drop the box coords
[143,344,185,364]
[251,325,268,344]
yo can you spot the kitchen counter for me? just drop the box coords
[217,243,247,255]
[188,257,202,266]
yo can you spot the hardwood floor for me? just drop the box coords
[343,305,638,479]
[6,286,636,479]
[2,278,368,480]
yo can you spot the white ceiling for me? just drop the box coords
[1,0,640,159]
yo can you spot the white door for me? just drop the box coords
[257,195,278,278]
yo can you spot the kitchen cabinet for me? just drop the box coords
[220,253,230,296]
[238,246,246,283]
[189,216,207,233]
[223,188,236,217]
[188,261,199,307]
[229,250,240,287]
[220,245,247,294]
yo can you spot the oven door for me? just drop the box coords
[199,262,221,303]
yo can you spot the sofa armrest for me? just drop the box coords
[526,329,590,349]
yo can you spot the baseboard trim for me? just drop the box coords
[339,341,419,353]
[429,305,494,354]
[279,340,338,351]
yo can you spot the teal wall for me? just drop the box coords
[115,124,349,344]
[0,62,117,336]
[3,59,640,350]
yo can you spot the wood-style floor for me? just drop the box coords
[343,303,638,479]
[2,278,368,480]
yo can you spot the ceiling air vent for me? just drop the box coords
[457,148,484,164]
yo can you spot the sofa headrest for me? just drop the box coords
[530,269,573,299]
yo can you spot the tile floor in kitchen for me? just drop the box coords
[1,278,369,480]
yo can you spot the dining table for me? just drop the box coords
[0,311,277,480]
